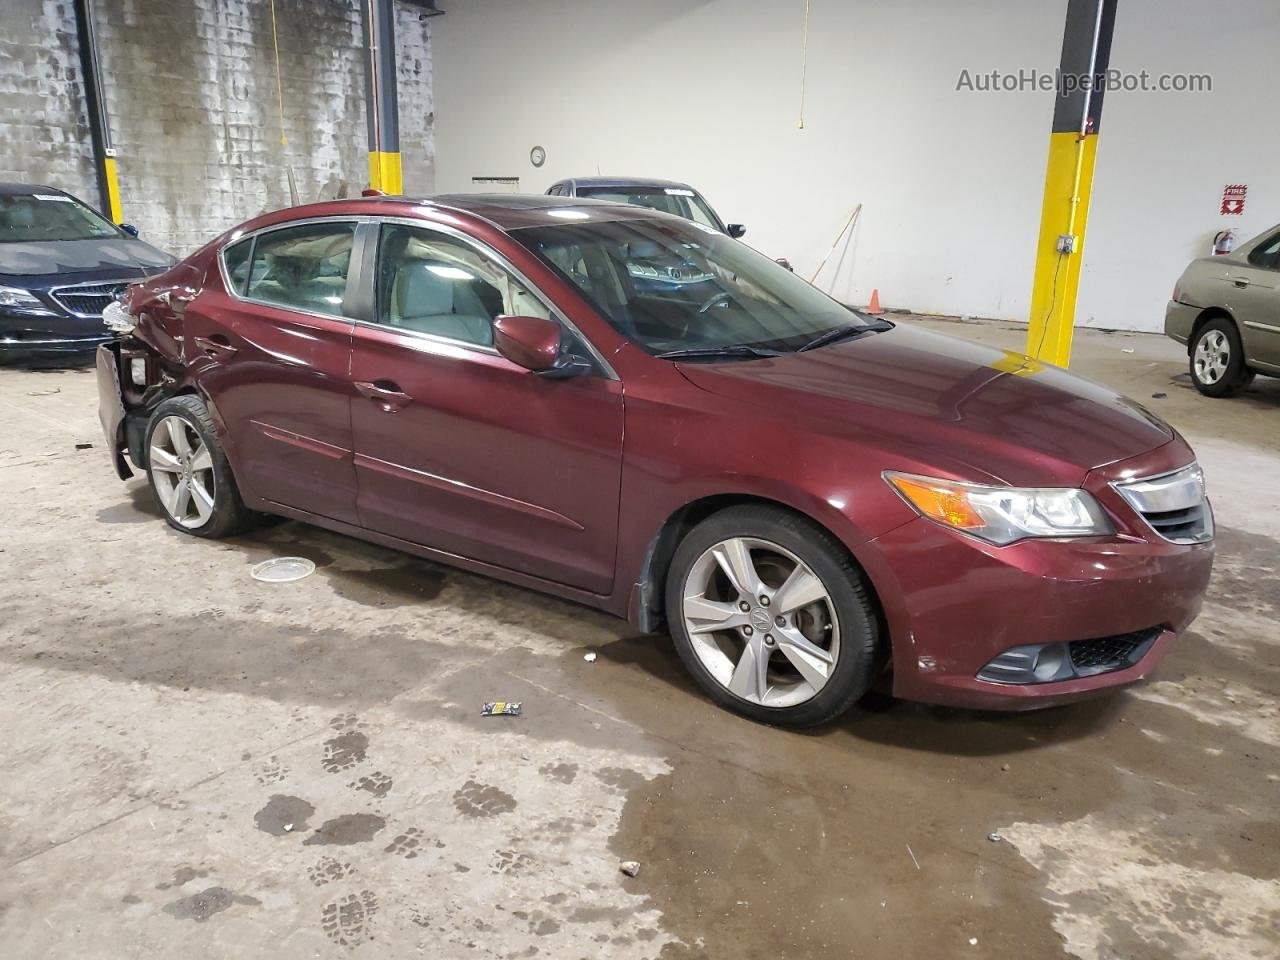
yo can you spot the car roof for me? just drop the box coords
[427,192,670,229]
[0,183,66,197]
[218,193,691,241]
[555,176,698,192]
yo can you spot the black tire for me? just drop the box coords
[1189,316,1254,397]
[143,394,254,538]
[664,505,881,727]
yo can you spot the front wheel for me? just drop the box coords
[1190,317,1254,397]
[664,505,881,727]
[144,394,253,538]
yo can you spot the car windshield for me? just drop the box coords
[577,187,722,231]
[0,192,120,243]
[512,217,888,357]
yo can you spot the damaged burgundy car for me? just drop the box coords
[97,195,1213,726]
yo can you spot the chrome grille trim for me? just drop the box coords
[48,279,134,319]
[1113,463,1213,544]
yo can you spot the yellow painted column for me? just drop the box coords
[1026,132,1099,365]
[1026,0,1117,367]
[102,155,124,223]
[367,151,403,195]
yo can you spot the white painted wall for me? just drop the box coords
[1077,0,1280,331]
[433,0,1277,334]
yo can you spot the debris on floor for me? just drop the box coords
[620,860,641,878]
[988,832,1003,843]
[250,557,316,583]
[74,442,93,450]
[1151,392,1167,398]
[481,701,522,717]
[583,651,597,663]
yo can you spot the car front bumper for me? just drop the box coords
[1164,299,1199,346]
[0,308,113,358]
[859,443,1214,711]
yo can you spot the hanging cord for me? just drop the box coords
[269,0,288,147]
[797,0,810,128]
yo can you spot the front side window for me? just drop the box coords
[513,217,888,358]
[1247,232,1280,271]
[243,221,356,317]
[577,187,722,231]
[375,224,551,347]
[0,192,120,243]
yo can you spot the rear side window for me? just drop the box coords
[243,221,357,317]
[222,237,253,294]
[1247,232,1280,271]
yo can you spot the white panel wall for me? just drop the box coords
[1077,0,1280,331]
[433,0,1277,333]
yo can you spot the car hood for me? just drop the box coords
[675,324,1174,486]
[0,237,174,284]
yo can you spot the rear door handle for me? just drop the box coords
[192,334,237,360]
[354,379,413,412]
[1231,277,1251,288]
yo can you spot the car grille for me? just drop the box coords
[50,281,132,318]
[1069,626,1161,675]
[1113,463,1213,544]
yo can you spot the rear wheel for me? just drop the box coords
[664,505,880,727]
[144,395,253,538]
[1190,316,1254,397]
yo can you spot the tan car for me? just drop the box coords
[1165,223,1280,396]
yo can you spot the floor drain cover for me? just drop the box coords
[251,557,316,583]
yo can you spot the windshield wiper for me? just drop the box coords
[796,320,892,353]
[656,344,786,361]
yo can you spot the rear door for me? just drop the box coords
[185,219,362,523]
[347,220,624,594]
[1229,230,1280,368]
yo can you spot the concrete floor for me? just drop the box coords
[0,319,1277,959]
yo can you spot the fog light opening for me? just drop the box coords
[1032,643,1067,682]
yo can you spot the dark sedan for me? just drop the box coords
[0,183,172,360]
[98,194,1212,726]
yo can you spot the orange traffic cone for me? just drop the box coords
[866,288,884,315]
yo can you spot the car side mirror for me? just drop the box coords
[120,223,140,238]
[775,257,794,272]
[493,315,590,379]
[726,223,747,239]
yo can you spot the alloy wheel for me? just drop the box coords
[1193,329,1230,384]
[149,415,216,528]
[681,536,840,708]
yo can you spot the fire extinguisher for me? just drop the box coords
[1213,228,1237,256]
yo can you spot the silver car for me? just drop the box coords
[1165,223,1280,396]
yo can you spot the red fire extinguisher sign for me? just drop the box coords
[1220,184,1247,216]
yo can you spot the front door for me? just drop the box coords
[348,222,624,594]
[187,219,361,524]
[1229,230,1280,368]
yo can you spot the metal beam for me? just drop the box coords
[72,0,123,222]
[362,0,403,194]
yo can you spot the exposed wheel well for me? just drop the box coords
[633,495,888,648]
[1187,307,1235,355]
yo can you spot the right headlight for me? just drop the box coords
[885,471,1113,545]
[0,285,54,315]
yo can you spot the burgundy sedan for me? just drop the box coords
[97,195,1213,726]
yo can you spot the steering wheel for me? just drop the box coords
[698,290,732,314]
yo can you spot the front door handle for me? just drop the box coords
[1231,277,1251,288]
[192,334,237,360]
[354,379,413,413]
